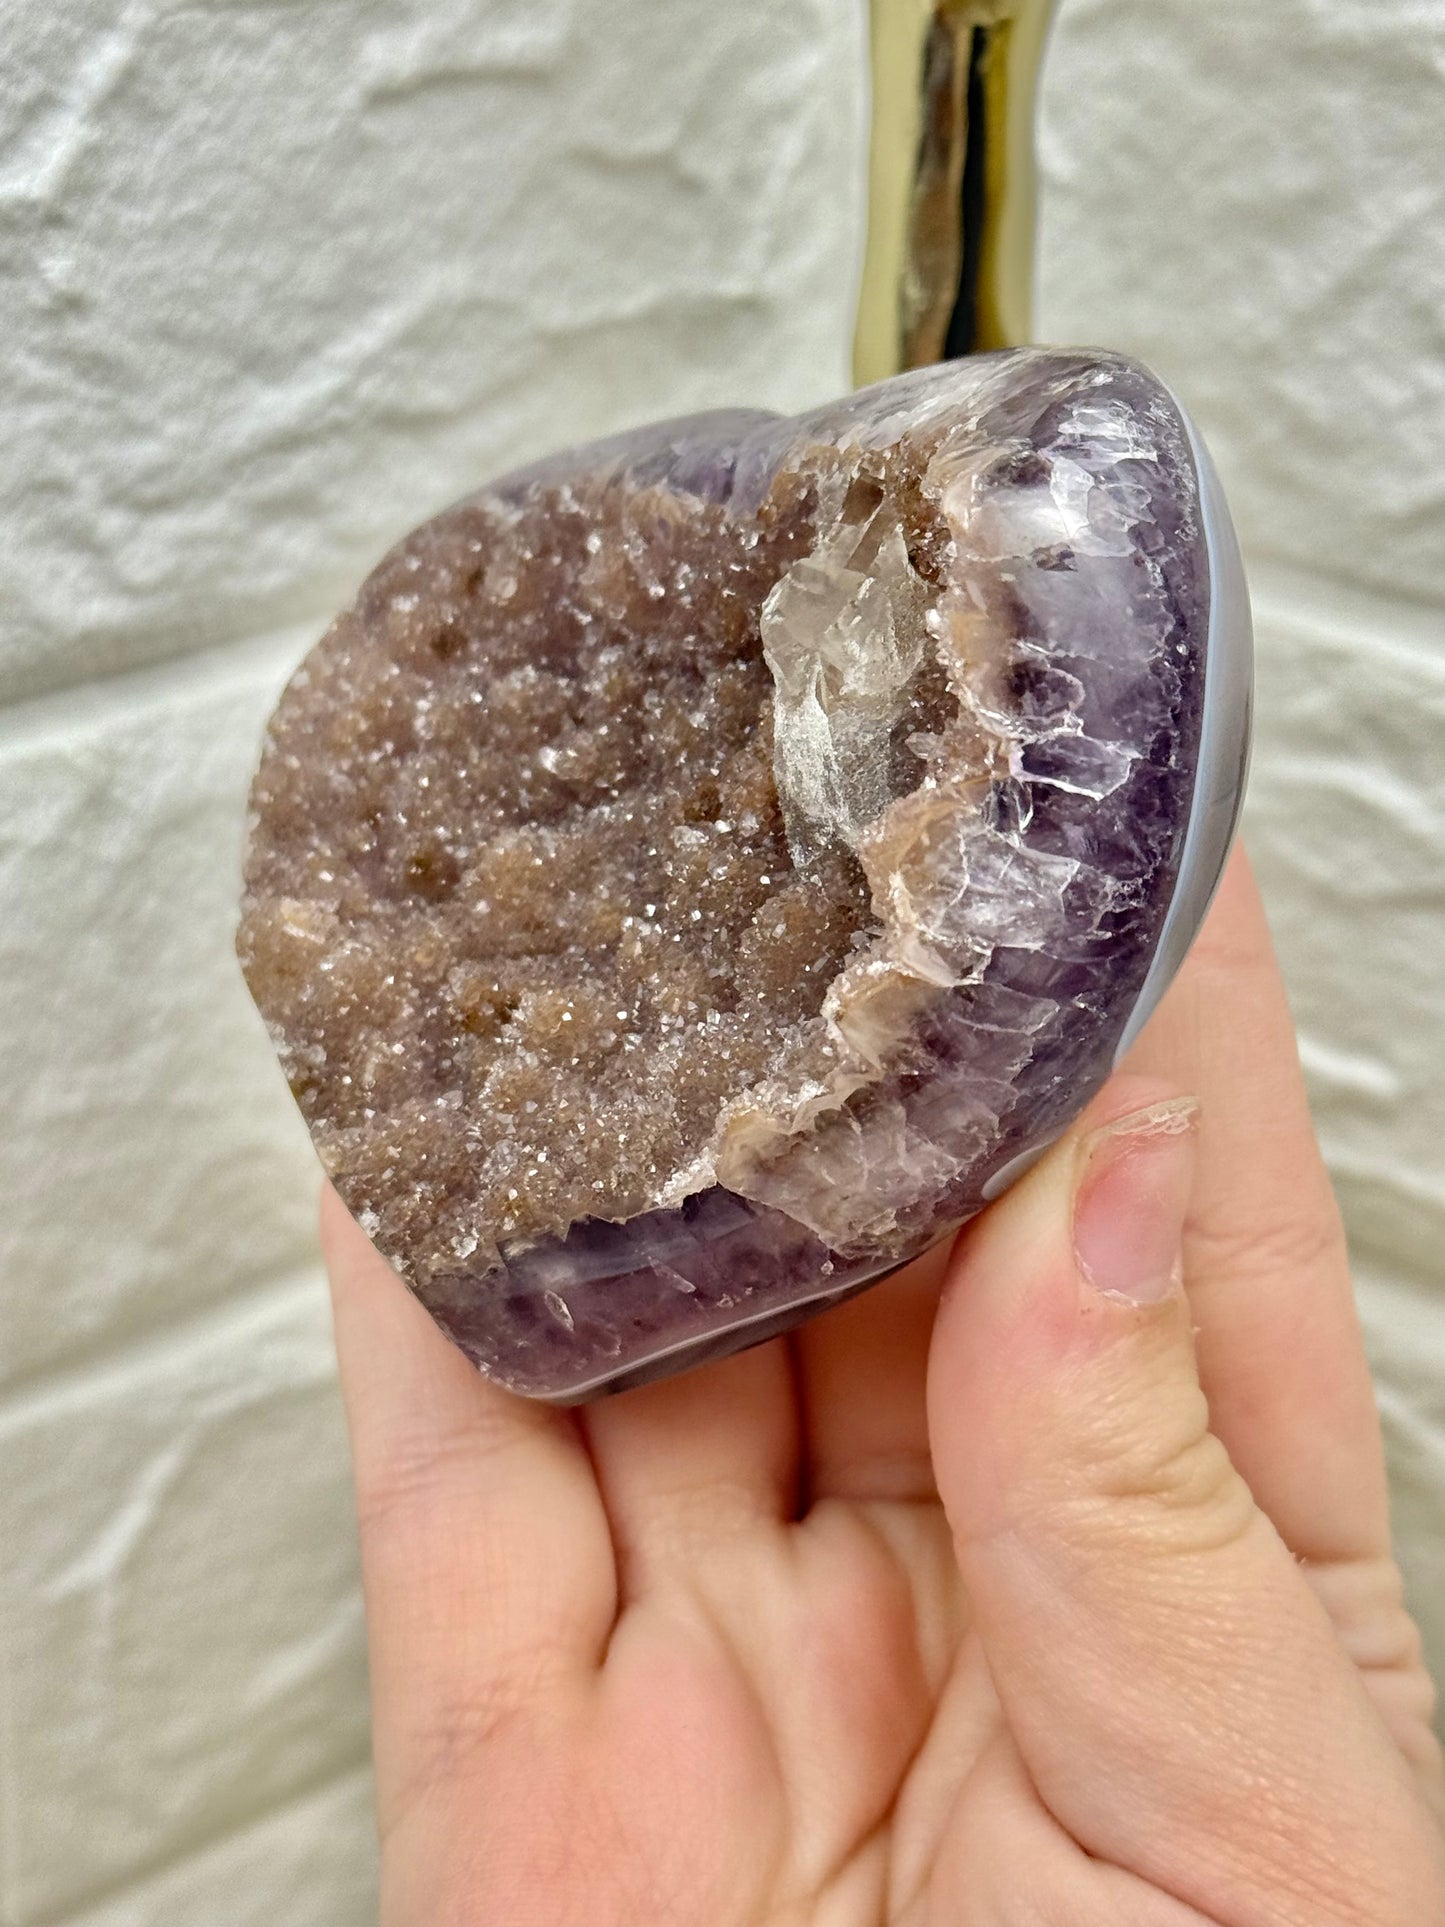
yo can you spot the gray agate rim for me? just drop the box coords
[1112,387,1254,1058]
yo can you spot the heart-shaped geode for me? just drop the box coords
[239,349,1234,1399]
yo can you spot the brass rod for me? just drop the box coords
[852,0,1057,386]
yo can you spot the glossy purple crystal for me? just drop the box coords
[240,349,1234,1400]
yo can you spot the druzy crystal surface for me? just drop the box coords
[240,350,1210,1399]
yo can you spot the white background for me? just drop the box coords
[0,1,1440,1919]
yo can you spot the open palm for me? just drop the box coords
[324,858,1444,1926]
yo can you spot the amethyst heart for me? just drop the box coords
[239,348,1250,1399]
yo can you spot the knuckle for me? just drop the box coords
[628,1476,776,1561]
[354,1414,528,1541]
[415,1649,567,1760]
[1083,1428,1257,1562]
[1307,1552,1416,1666]
[1050,1369,1257,1560]
[1305,1553,1445,1786]
[1187,1181,1347,1291]
[355,1429,472,1539]
[380,1645,585,1855]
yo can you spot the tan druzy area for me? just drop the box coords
[239,437,965,1281]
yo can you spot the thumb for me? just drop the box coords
[929,1078,1442,1924]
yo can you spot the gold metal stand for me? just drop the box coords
[853,0,1057,385]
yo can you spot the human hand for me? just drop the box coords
[322,853,1445,1926]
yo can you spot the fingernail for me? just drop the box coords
[1073,1098,1199,1306]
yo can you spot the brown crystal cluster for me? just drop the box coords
[239,442,962,1280]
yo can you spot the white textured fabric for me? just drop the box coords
[0,0,1439,1919]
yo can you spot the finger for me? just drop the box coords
[581,1335,799,1596]
[1125,848,1391,1566]
[928,1080,1445,1923]
[793,1242,949,1504]
[321,1185,615,1831]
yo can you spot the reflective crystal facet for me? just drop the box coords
[239,350,1217,1399]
